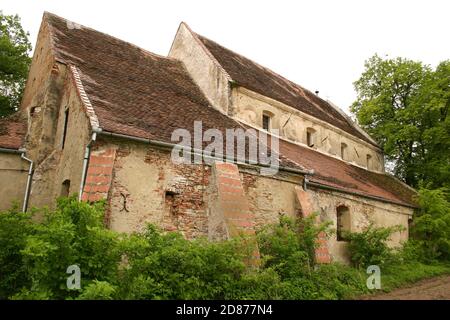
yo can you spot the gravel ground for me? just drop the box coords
[361,275,450,300]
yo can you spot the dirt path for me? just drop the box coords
[361,275,450,300]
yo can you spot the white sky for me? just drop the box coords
[2,0,449,114]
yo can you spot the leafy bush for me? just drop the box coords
[117,225,251,299]
[345,224,403,268]
[0,204,35,298]
[257,214,331,278]
[77,281,117,300]
[0,196,121,299]
[0,198,448,300]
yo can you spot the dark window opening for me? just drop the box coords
[340,143,347,160]
[306,128,316,147]
[61,179,71,197]
[366,154,372,169]
[262,114,271,131]
[337,205,350,241]
[62,108,69,149]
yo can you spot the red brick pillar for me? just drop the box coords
[295,186,331,264]
[209,162,260,264]
[81,148,116,202]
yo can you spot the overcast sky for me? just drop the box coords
[2,0,449,114]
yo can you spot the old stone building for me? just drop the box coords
[0,12,418,263]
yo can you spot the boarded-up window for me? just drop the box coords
[337,205,350,241]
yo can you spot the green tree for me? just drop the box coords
[411,187,450,261]
[0,12,31,117]
[351,55,449,189]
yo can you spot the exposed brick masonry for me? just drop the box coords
[295,186,331,264]
[81,148,116,202]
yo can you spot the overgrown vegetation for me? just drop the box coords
[0,196,448,300]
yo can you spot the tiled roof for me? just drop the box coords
[0,114,27,150]
[43,13,416,207]
[279,139,417,207]
[195,33,378,147]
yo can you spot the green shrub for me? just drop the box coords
[257,214,331,278]
[0,196,121,299]
[1,198,448,300]
[117,225,251,299]
[345,223,403,268]
[77,280,117,300]
[0,204,35,299]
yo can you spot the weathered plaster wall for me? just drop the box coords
[169,23,231,115]
[242,170,303,227]
[99,139,302,238]
[20,17,56,114]
[102,139,210,239]
[0,153,28,210]
[307,187,413,264]
[96,139,412,263]
[232,87,384,172]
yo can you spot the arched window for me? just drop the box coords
[61,179,71,197]
[336,205,350,241]
[366,154,372,169]
[340,143,347,160]
[306,128,316,147]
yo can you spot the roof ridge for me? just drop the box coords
[195,32,323,102]
[44,11,177,63]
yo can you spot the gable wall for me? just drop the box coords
[169,23,231,114]
[27,73,92,209]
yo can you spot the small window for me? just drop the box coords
[306,128,316,147]
[62,108,69,149]
[61,179,71,197]
[366,154,372,169]
[262,114,271,131]
[340,143,347,160]
[337,205,350,241]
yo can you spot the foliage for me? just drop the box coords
[351,55,449,189]
[381,261,450,292]
[409,187,450,261]
[0,203,35,298]
[257,214,331,278]
[0,196,121,299]
[345,223,404,268]
[0,11,32,117]
[116,225,250,299]
[76,281,117,300]
[0,199,448,300]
